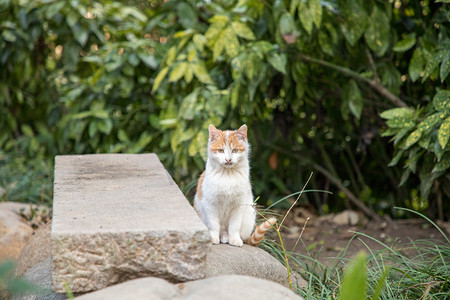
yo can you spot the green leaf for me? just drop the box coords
[298,2,313,35]
[191,63,214,84]
[205,21,227,46]
[231,21,255,40]
[364,6,390,56]
[72,24,89,47]
[318,30,334,56]
[21,124,34,137]
[339,0,368,46]
[193,34,207,52]
[417,113,442,133]
[347,80,364,120]
[399,168,411,187]
[432,153,450,173]
[388,150,404,167]
[409,48,426,82]
[440,50,450,82]
[222,27,239,57]
[231,83,240,109]
[403,129,422,149]
[393,33,416,52]
[179,90,198,120]
[422,50,443,82]
[131,132,152,153]
[279,13,297,36]
[310,0,322,28]
[165,47,177,66]
[138,54,157,69]
[343,80,363,119]
[433,90,450,113]
[386,118,415,129]
[380,107,414,120]
[212,30,226,61]
[98,119,113,135]
[176,2,197,29]
[189,130,207,158]
[209,15,229,24]
[152,66,169,93]
[267,53,287,74]
[298,0,322,35]
[372,267,389,300]
[340,252,367,300]
[184,65,194,83]
[438,117,450,149]
[169,62,188,82]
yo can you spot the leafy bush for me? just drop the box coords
[0,0,448,218]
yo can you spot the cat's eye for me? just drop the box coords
[217,149,224,153]
[232,148,238,153]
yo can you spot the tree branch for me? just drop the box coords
[258,139,382,221]
[297,53,407,108]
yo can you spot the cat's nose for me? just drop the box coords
[225,158,231,163]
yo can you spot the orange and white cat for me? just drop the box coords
[194,124,276,247]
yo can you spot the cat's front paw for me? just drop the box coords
[211,233,220,244]
[228,237,243,247]
[220,233,229,244]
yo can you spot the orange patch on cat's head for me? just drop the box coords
[208,125,247,152]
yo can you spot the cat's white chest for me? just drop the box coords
[204,169,251,203]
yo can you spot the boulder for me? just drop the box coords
[15,256,66,300]
[16,222,52,276]
[74,275,304,300]
[206,244,307,288]
[332,210,359,226]
[0,202,34,260]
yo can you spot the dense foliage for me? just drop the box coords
[0,0,449,219]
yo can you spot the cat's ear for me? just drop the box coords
[209,124,220,141]
[235,124,248,141]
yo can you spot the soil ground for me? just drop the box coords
[268,208,449,266]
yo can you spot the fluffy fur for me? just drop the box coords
[194,124,275,247]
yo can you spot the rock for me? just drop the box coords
[74,275,304,300]
[0,202,34,260]
[15,257,66,300]
[51,154,210,293]
[332,210,359,226]
[16,222,52,276]
[206,244,307,289]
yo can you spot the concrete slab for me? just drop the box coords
[51,154,210,293]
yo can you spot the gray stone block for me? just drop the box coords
[51,154,210,293]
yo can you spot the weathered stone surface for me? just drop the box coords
[51,154,210,293]
[0,202,34,260]
[206,244,307,288]
[74,275,304,300]
[16,222,52,277]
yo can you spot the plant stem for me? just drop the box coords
[297,53,407,108]
[276,228,293,290]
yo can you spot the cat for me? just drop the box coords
[194,124,276,247]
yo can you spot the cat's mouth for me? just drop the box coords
[224,161,233,166]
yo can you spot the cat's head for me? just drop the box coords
[208,124,249,167]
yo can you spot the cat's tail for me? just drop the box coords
[246,217,277,246]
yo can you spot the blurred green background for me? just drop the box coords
[1,0,449,220]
